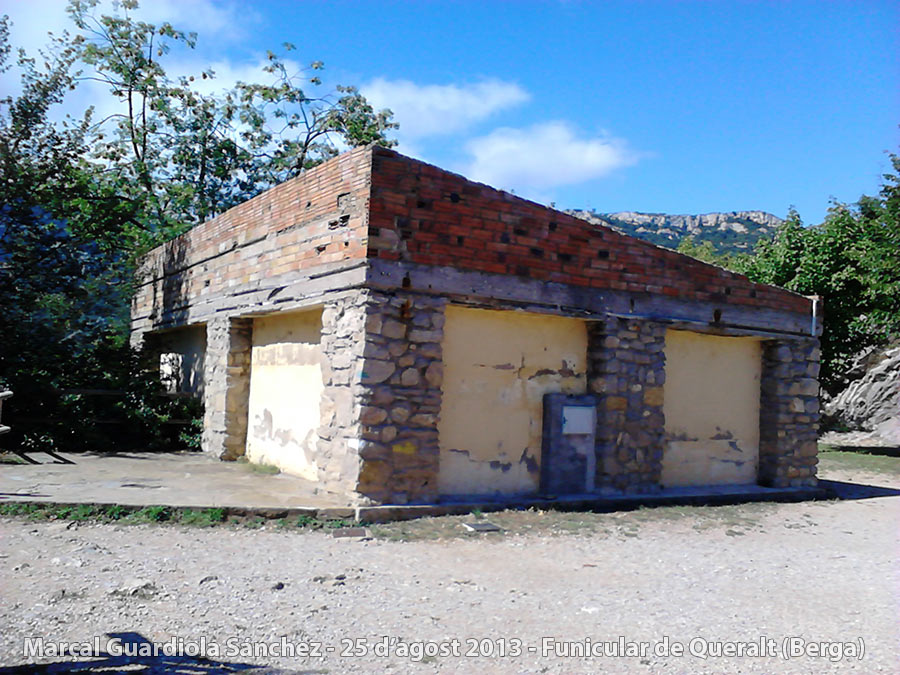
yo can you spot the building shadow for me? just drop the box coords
[824,444,900,458]
[819,479,900,500]
[7,450,76,465]
[0,631,326,674]
[0,492,50,499]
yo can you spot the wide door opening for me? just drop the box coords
[246,309,323,480]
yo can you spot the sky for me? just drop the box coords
[2,0,898,224]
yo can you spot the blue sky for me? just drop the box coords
[4,0,898,224]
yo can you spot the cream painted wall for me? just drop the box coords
[438,306,587,496]
[662,329,762,487]
[246,309,323,480]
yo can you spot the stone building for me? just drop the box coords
[131,146,821,505]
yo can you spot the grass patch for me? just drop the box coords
[133,505,172,522]
[241,460,280,475]
[0,502,354,532]
[178,507,226,527]
[818,448,900,477]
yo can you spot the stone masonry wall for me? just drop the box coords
[759,338,820,488]
[202,317,252,460]
[355,291,445,504]
[588,317,667,493]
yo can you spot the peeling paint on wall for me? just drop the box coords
[246,309,323,480]
[662,329,762,487]
[437,306,587,496]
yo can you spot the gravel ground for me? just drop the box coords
[1,456,898,674]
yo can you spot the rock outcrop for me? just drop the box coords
[824,345,900,444]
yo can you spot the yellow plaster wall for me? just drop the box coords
[246,309,323,480]
[662,329,762,487]
[438,306,587,496]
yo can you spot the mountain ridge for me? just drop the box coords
[566,209,784,254]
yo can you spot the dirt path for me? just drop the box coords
[1,456,899,674]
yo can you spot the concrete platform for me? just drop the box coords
[0,450,831,523]
[0,451,350,517]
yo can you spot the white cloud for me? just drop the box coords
[131,0,257,42]
[462,121,639,193]
[361,77,530,141]
[1,0,258,108]
[1,0,253,58]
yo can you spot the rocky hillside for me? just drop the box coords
[567,209,783,254]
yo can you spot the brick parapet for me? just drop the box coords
[131,147,374,334]
[132,146,817,345]
[367,147,811,315]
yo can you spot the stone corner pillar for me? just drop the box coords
[759,338,821,488]
[201,316,252,460]
[323,290,446,506]
[315,293,368,499]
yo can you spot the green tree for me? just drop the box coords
[1,2,397,452]
[0,14,138,450]
[736,171,900,393]
[675,235,745,268]
[68,0,396,232]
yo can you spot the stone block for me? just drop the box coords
[358,440,390,460]
[360,406,388,425]
[390,404,412,424]
[357,460,393,489]
[400,367,421,386]
[382,319,407,339]
[424,362,443,388]
[408,329,442,343]
[643,387,664,407]
[606,396,627,411]
[361,359,396,384]
[365,312,383,334]
[409,413,438,428]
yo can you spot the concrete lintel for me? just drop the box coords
[132,262,368,334]
[366,259,816,337]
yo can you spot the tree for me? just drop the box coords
[675,235,745,268]
[67,0,396,232]
[0,14,139,450]
[736,169,900,393]
[0,2,397,451]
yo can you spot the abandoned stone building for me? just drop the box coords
[131,146,821,506]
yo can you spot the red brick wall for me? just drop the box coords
[132,147,373,324]
[367,148,811,314]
